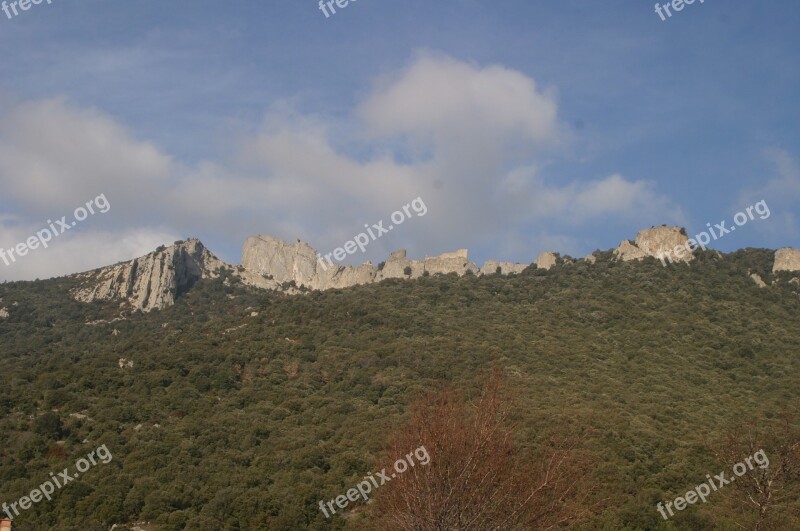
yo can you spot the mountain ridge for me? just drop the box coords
[67,226,800,312]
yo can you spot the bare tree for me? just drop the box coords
[371,370,595,530]
[711,414,800,530]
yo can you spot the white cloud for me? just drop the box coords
[499,168,685,224]
[217,54,678,262]
[0,222,179,282]
[0,54,682,278]
[562,173,684,223]
[0,97,174,219]
[359,53,560,158]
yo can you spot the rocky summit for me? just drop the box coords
[613,226,693,263]
[773,247,800,273]
[71,239,229,312]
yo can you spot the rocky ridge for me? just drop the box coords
[239,236,566,291]
[70,227,800,312]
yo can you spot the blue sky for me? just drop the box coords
[1,0,798,280]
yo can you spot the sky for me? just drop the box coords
[0,0,798,281]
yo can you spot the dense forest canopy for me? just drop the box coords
[0,249,798,529]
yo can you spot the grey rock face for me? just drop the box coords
[375,248,480,280]
[71,239,228,312]
[375,249,421,280]
[317,262,377,289]
[534,252,558,270]
[242,236,482,287]
[421,249,479,277]
[241,235,376,290]
[241,235,319,287]
[75,224,790,311]
[774,248,800,272]
[614,240,648,262]
[481,260,529,275]
[72,235,567,312]
[615,226,692,264]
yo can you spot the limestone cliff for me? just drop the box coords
[241,235,481,288]
[535,252,559,270]
[241,235,376,290]
[371,247,479,281]
[71,239,230,312]
[480,260,529,275]
[773,248,800,272]
[69,226,798,312]
[614,240,648,262]
[614,226,693,264]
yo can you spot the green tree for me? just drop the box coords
[34,411,64,440]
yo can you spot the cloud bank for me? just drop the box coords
[0,53,683,281]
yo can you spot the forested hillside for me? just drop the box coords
[1,249,798,530]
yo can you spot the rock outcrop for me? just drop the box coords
[750,273,767,288]
[72,239,230,312]
[242,236,481,288]
[241,236,320,287]
[71,230,655,312]
[534,252,558,270]
[615,226,693,264]
[0,307,8,319]
[373,247,481,280]
[419,249,479,277]
[614,240,648,262]
[69,226,798,312]
[480,260,529,275]
[773,248,800,273]
[376,249,419,280]
[477,253,556,274]
[241,235,377,290]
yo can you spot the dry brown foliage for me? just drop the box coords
[370,370,595,530]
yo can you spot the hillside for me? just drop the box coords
[1,247,799,529]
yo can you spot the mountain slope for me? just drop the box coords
[0,247,799,529]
